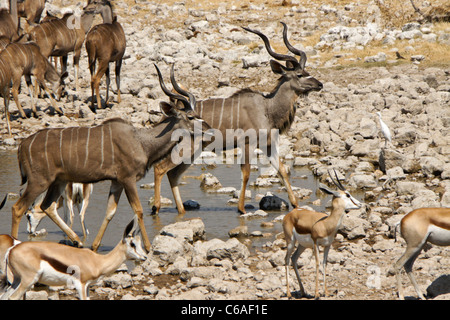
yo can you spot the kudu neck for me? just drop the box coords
[9,0,18,31]
[81,11,96,33]
[264,78,299,133]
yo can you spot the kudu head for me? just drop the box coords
[154,63,211,136]
[319,170,362,212]
[46,63,68,101]
[243,22,323,95]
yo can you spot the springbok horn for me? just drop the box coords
[280,22,307,70]
[0,194,6,210]
[242,26,299,67]
[328,169,345,191]
[170,64,196,111]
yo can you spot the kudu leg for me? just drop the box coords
[93,60,109,110]
[41,182,82,247]
[3,93,11,136]
[91,181,123,252]
[276,158,298,209]
[24,75,37,117]
[105,66,110,105]
[122,181,151,252]
[237,162,251,215]
[115,59,122,103]
[167,163,191,215]
[11,80,26,119]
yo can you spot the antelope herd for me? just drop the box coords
[0,0,447,301]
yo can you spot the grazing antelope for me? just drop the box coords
[17,0,46,27]
[0,42,66,118]
[388,207,450,300]
[10,64,210,252]
[85,1,126,110]
[26,183,93,241]
[29,0,106,92]
[283,170,363,299]
[1,217,147,300]
[152,22,323,215]
[0,0,19,41]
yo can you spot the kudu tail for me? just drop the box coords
[85,38,97,74]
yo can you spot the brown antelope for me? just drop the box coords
[0,42,66,118]
[10,64,210,252]
[17,0,46,27]
[152,22,323,215]
[0,0,19,41]
[0,51,13,135]
[26,183,93,241]
[0,234,20,287]
[85,0,126,110]
[1,217,147,300]
[29,0,106,92]
[388,207,450,300]
[283,170,363,299]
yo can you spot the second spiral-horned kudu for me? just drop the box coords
[10,64,211,252]
[151,22,323,216]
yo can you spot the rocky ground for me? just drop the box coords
[1,0,449,300]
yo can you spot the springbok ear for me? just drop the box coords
[123,217,138,239]
[160,101,178,117]
[269,60,286,75]
[318,183,339,197]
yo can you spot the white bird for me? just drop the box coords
[376,111,392,148]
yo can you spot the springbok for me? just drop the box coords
[29,0,106,92]
[1,217,146,300]
[388,207,450,300]
[0,0,19,41]
[0,42,66,118]
[26,183,93,241]
[0,234,20,287]
[283,170,363,299]
[152,22,323,215]
[10,64,210,252]
[86,0,126,110]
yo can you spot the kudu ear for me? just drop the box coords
[270,60,287,75]
[160,101,179,117]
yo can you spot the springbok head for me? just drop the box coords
[319,170,362,212]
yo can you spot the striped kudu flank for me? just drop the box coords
[0,0,19,41]
[29,0,106,92]
[86,0,126,110]
[10,64,210,252]
[0,42,66,119]
[152,23,323,215]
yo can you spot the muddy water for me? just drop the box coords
[0,150,324,252]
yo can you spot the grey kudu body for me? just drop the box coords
[11,65,209,252]
[153,23,323,215]
[86,1,126,110]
